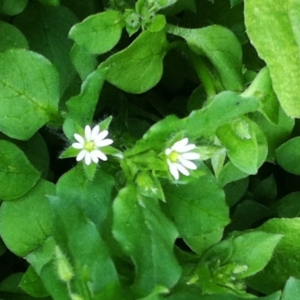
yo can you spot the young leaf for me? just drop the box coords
[0,180,54,256]
[0,49,60,140]
[0,0,27,15]
[100,30,169,94]
[163,164,229,255]
[281,277,300,300]
[244,0,300,117]
[112,185,181,295]
[69,10,124,55]
[0,140,41,201]
[168,24,244,91]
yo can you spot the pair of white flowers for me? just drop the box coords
[72,125,200,180]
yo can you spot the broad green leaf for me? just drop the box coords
[0,273,23,293]
[251,108,294,162]
[216,117,267,174]
[70,44,98,80]
[167,24,243,91]
[244,0,300,117]
[217,162,248,187]
[0,0,27,15]
[14,2,78,94]
[20,266,49,298]
[69,10,124,55]
[38,0,59,6]
[275,137,300,175]
[50,195,122,299]
[56,165,115,228]
[113,185,181,295]
[0,49,60,140]
[247,218,300,294]
[64,67,108,133]
[163,164,229,255]
[277,192,300,218]
[0,140,40,201]
[223,177,249,207]
[100,30,169,94]
[281,277,300,300]
[0,180,54,256]
[0,21,28,52]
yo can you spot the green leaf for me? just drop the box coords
[277,192,300,218]
[247,218,300,294]
[100,30,169,94]
[50,194,122,299]
[0,180,54,256]
[244,0,300,117]
[163,164,229,255]
[216,117,267,174]
[230,0,243,7]
[20,266,49,298]
[14,2,78,94]
[275,137,300,175]
[0,273,23,293]
[112,185,181,295]
[281,277,300,300]
[38,0,59,6]
[69,10,124,55]
[0,0,27,15]
[168,24,243,91]
[70,44,98,80]
[0,49,60,140]
[65,67,108,131]
[56,165,115,228]
[0,21,28,52]
[0,140,40,201]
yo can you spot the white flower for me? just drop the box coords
[72,125,113,165]
[165,138,200,180]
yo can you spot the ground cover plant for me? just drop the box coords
[1,0,300,299]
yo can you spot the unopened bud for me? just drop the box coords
[55,246,74,282]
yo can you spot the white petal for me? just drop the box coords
[84,153,92,165]
[181,152,200,160]
[72,142,84,149]
[94,130,109,144]
[76,150,88,162]
[167,159,179,180]
[178,144,196,153]
[93,149,108,161]
[165,148,171,155]
[175,163,190,176]
[172,138,188,152]
[74,133,85,144]
[90,151,99,163]
[85,125,92,140]
[90,125,100,140]
[96,138,113,147]
[179,158,197,170]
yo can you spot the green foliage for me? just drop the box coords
[1,0,300,299]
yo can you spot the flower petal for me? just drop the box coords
[175,162,190,176]
[165,148,172,155]
[92,149,107,161]
[84,153,92,165]
[167,159,179,180]
[94,130,109,144]
[85,125,92,140]
[90,125,100,140]
[96,138,113,147]
[90,151,99,163]
[74,133,85,144]
[76,150,88,162]
[178,144,196,153]
[172,138,188,152]
[72,142,84,149]
[181,152,200,160]
[179,158,197,170]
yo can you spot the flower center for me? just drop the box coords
[84,140,96,152]
[168,151,180,163]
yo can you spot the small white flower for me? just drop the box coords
[72,125,113,165]
[165,138,200,180]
